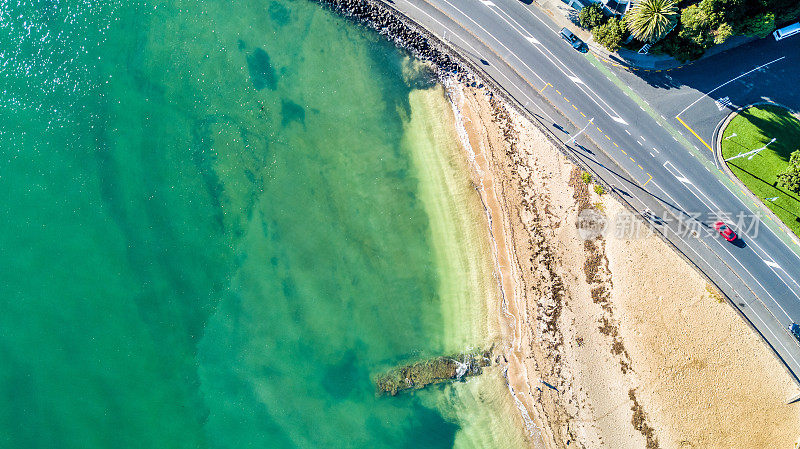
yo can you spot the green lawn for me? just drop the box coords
[720,104,800,238]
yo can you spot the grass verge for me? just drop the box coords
[720,104,800,237]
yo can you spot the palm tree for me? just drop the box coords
[624,0,679,43]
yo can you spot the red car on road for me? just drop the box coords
[714,221,738,242]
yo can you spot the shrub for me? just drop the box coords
[579,3,605,29]
[651,33,707,61]
[594,184,606,195]
[581,172,593,184]
[592,17,627,51]
[736,12,775,38]
[713,22,734,44]
[777,150,800,193]
[679,4,714,46]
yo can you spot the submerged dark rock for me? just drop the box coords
[375,350,491,396]
[281,99,306,127]
[246,48,278,91]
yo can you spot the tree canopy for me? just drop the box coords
[624,0,679,43]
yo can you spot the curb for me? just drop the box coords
[713,102,800,249]
[586,42,689,73]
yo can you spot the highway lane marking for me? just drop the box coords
[742,237,800,300]
[612,142,619,147]
[514,0,560,33]
[658,168,799,322]
[580,112,586,117]
[555,89,562,95]
[605,134,611,140]
[677,56,787,117]
[620,149,627,155]
[643,173,652,186]
[572,104,578,110]
[539,82,551,93]
[428,0,549,85]
[479,2,629,125]
[405,0,560,125]
[675,116,713,152]
[652,147,659,154]
[637,141,643,146]
[596,126,602,132]
[564,97,570,102]
[629,156,635,162]
[401,1,484,55]
[640,136,646,142]
[649,152,655,157]
[663,161,720,210]
[711,230,794,322]
[638,164,643,170]
[625,130,631,135]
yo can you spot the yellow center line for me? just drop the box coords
[638,164,643,170]
[580,112,586,118]
[555,89,562,95]
[675,116,713,152]
[572,104,578,110]
[596,127,602,132]
[540,82,551,93]
[629,156,635,162]
[643,173,653,186]
[605,134,611,140]
[621,149,627,155]
[613,142,619,147]
[564,98,570,102]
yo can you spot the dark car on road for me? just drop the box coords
[559,27,584,51]
[790,323,800,342]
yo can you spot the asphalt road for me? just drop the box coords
[381,0,800,387]
[607,36,800,154]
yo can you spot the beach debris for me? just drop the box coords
[375,350,491,396]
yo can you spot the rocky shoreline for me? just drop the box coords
[375,350,492,396]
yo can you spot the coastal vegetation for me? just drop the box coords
[720,104,800,237]
[592,17,627,52]
[579,3,605,29]
[578,0,800,60]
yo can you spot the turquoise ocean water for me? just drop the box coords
[0,1,526,448]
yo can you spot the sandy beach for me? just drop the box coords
[448,83,800,449]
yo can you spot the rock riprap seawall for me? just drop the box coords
[375,350,492,396]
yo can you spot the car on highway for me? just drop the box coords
[559,27,584,51]
[790,323,800,342]
[714,221,738,242]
